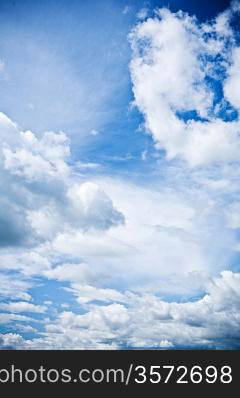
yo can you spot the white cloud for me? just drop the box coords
[0,333,26,347]
[68,284,128,305]
[26,182,124,239]
[122,5,131,15]
[0,112,19,147]
[61,303,69,309]
[3,130,70,181]
[74,161,101,170]
[0,313,34,325]
[0,112,124,247]
[46,176,234,298]
[43,263,92,283]
[1,271,239,349]
[0,115,237,348]
[141,149,148,160]
[66,182,124,231]
[11,324,38,333]
[129,6,240,166]
[130,339,173,348]
[225,202,240,229]
[224,47,240,110]
[137,8,149,20]
[89,129,99,136]
[43,301,53,306]
[0,301,47,313]
[0,273,32,301]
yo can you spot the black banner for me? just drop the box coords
[0,350,238,393]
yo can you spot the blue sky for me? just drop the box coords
[0,0,232,166]
[1,0,240,350]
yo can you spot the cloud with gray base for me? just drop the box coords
[0,112,124,248]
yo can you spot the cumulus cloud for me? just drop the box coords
[0,110,238,348]
[0,301,47,313]
[3,130,70,181]
[26,182,124,240]
[0,333,27,348]
[0,170,232,303]
[0,273,32,301]
[46,176,235,297]
[66,182,124,230]
[1,271,239,349]
[0,112,124,247]
[129,3,240,166]
[67,284,128,305]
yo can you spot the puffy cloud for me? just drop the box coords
[0,273,32,301]
[66,182,124,231]
[0,163,236,352]
[1,271,239,349]
[129,5,240,166]
[0,112,124,247]
[47,177,234,296]
[0,112,125,323]
[0,314,34,325]
[67,284,128,305]
[58,303,130,331]
[0,116,34,247]
[3,130,70,181]
[43,263,92,283]
[0,148,237,349]
[0,333,26,348]
[0,301,47,313]
[10,324,38,334]
[26,182,124,239]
